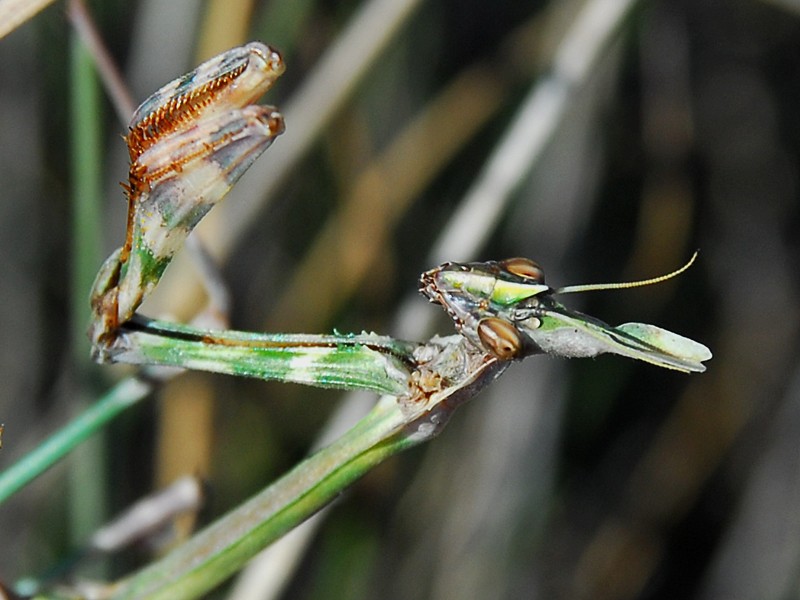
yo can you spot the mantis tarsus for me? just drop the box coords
[90,42,285,350]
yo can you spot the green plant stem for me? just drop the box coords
[108,396,418,600]
[0,378,151,505]
[69,31,108,547]
[70,26,103,361]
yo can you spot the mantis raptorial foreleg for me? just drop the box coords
[89,43,285,351]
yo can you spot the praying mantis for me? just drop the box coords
[89,41,710,412]
[2,39,712,600]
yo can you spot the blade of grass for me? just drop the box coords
[0,0,57,39]
[68,28,108,547]
[0,378,152,505]
[107,396,413,600]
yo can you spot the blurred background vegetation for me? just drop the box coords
[1,0,800,598]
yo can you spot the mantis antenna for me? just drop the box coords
[555,251,698,295]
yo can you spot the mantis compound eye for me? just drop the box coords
[501,258,545,283]
[477,317,523,360]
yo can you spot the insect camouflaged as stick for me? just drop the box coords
[89,42,710,399]
[2,40,712,600]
